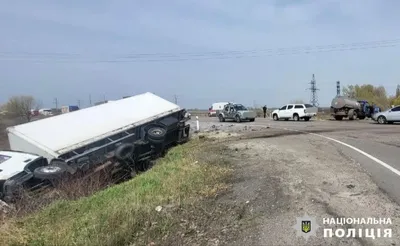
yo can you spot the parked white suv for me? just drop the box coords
[272,104,318,121]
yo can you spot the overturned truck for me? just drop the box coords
[330,96,376,120]
[0,92,190,202]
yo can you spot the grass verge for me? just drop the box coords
[0,138,232,246]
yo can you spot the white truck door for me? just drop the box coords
[285,105,294,118]
[277,105,288,118]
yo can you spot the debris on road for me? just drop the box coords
[155,206,162,212]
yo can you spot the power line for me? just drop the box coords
[1,38,399,58]
[307,74,319,107]
[0,39,399,63]
[53,98,58,109]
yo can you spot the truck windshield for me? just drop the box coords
[304,104,314,108]
[0,154,11,164]
[234,104,247,110]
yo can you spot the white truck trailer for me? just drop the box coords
[1,92,191,202]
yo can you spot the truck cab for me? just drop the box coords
[0,150,49,201]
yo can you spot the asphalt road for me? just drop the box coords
[192,117,400,204]
[194,116,400,206]
[186,116,400,245]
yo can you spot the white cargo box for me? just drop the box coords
[7,92,181,161]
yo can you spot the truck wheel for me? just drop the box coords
[377,116,387,124]
[348,109,356,120]
[147,127,167,144]
[147,127,166,140]
[293,114,299,121]
[249,118,255,122]
[334,116,343,120]
[33,164,68,180]
[235,115,241,123]
[304,117,310,121]
[115,143,135,161]
[273,114,279,121]
[218,115,225,122]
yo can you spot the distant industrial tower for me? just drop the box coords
[336,81,340,96]
[396,84,400,97]
[307,74,319,107]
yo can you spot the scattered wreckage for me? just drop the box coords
[0,92,191,202]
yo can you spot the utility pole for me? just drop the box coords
[53,98,58,109]
[89,95,92,106]
[77,99,81,108]
[307,74,319,107]
[173,95,178,104]
[396,84,400,98]
[336,81,341,97]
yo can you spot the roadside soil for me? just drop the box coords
[174,128,400,246]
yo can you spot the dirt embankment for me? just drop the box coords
[200,129,400,246]
[2,124,400,246]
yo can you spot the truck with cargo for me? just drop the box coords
[61,105,80,114]
[0,92,191,202]
[330,96,379,120]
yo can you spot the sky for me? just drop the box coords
[1,0,400,109]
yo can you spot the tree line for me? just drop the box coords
[1,84,400,124]
[0,95,39,123]
[342,84,400,110]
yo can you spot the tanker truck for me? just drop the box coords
[330,96,376,120]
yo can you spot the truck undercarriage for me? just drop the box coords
[331,107,368,120]
[1,110,191,202]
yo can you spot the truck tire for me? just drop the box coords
[293,113,299,121]
[218,115,225,122]
[377,116,387,124]
[147,127,167,144]
[334,116,343,120]
[33,164,68,180]
[115,143,135,161]
[147,127,166,140]
[304,117,310,121]
[235,115,241,123]
[273,114,279,121]
[249,118,255,122]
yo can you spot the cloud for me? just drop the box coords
[0,0,399,108]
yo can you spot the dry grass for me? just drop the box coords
[315,112,333,120]
[0,139,232,246]
[5,170,114,218]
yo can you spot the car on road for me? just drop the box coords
[372,105,400,124]
[218,103,256,123]
[272,103,318,121]
[208,102,229,117]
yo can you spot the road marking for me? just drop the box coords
[281,127,400,177]
[197,119,400,176]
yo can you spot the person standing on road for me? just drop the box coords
[262,105,267,118]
